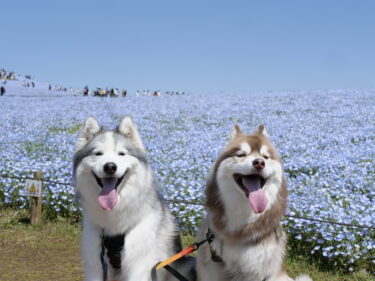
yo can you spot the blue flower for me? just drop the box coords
[0,89,374,271]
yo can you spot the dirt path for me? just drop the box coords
[0,215,83,281]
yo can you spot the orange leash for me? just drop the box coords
[151,232,215,281]
[156,244,196,269]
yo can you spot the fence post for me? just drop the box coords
[31,171,44,225]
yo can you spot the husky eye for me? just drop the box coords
[118,152,126,156]
[95,152,103,156]
[262,154,270,159]
[236,152,247,157]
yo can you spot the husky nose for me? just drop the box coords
[103,162,117,175]
[253,158,265,170]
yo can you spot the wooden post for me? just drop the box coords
[31,171,43,225]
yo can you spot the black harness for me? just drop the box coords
[100,230,192,281]
[100,231,126,281]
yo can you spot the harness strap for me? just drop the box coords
[275,223,283,240]
[151,263,190,281]
[164,265,190,281]
[100,231,108,281]
[100,230,126,281]
[207,228,223,263]
[103,233,126,270]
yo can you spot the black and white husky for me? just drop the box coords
[196,125,312,281]
[73,116,195,281]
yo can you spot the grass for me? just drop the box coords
[0,209,82,281]
[49,123,82,134]
[0,209,373,281]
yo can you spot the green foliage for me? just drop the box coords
[49,123,82,134]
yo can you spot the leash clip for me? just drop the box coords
[206,228,215,243]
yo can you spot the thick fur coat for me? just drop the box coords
[196,125,312,281]
[73,116,195,281]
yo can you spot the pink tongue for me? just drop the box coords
[242,176,268,214]
[98,178,118,211]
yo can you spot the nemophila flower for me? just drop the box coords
[0,90,374,270]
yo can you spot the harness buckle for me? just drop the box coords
[206,228,215,243]
[206,228,223,263]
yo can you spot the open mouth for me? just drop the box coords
[92,172,126,190]
[92,171,127,211]
[233,173,268,214]
[233,173,266,197]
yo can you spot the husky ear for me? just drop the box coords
[118,116,145,151]
[258,124,269,137]
[76,117,101,150]
[229,125,244,140]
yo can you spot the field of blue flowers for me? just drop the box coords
[0,88,374,272]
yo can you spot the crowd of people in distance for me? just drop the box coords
[135,90,161,96]
[82,86,187,97]
[21,81,36,88]
[1,69,36,89]
[0,68,84,95]
[53,85,70,92]
[135,90,187,96]
[0,69,13,95]
[83,86,126,97]
[0,68,190,98]
[0,69,16,80]
[164,91,187,96]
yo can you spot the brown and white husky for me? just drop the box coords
[196,125,312,281]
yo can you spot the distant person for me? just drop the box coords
[0,86,6,96]
[122,89,127,97]
[83,85,89,96]
[135,90,140,96]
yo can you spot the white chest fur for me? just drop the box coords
[209,230,287,281]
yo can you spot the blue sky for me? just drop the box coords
[1,0,374,93]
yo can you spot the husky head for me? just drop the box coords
[73,116,147,211]
[206,125,287,234]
